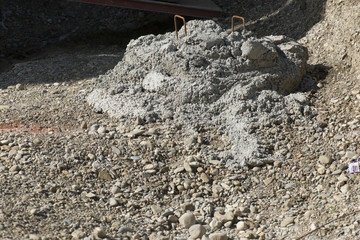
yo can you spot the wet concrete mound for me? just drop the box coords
[88,20,310,168]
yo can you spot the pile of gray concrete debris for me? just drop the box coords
[88,20,310,168]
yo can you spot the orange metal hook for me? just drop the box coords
[232,15,245,32]
[174,15,187,40]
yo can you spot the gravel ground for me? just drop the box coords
[1,0,360,239]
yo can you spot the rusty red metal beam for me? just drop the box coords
[70,0,222,18]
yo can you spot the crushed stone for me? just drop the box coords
[87,20,310,168]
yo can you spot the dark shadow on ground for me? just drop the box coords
[300,64,330,93]
[0,17,174,88]
[215,0,327,40]
[0,48,124,89]
[0,0,175,88]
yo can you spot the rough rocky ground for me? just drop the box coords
[0,0,360,239]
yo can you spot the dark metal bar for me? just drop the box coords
[70,0,222,18]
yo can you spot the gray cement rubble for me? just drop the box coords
[87,20,310,168]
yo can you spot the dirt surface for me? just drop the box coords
[1,0,360,239]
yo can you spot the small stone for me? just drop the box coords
[273,161,282,168]
[86,192,97,199]
[72,229,86,240]
[9,165,21,172]
[182,203,195,212]
[126,129,145,138]
[223,221,232,228]
[214,211,234,223]
[236,221,248,231]
[32,138,42,145]
[244,232,258,239]
[147,128,158,135]
[98,169,112,181]
[200,173,210,183]
[304,210,314,219]
[332,169,342,175]
[97,126,106,134]
[179,212,196,228]
[340,184,351,194]
[109,198,118,207]
[88,153,95,160]
[184,162,193,172]
[29,208,39,215]
[184,135,197,147]
[134,116,144,125]
[80,121,87,129]
[118,225,134,233]
[93,227,106,239]
[151,205,162,215]
[111,185,121,195]
[8,149,18,158]
[284,183,296,189]
[337,174,348,182]
[317,167,326,175]
[111,146,121,155]
[319,155,332,165]
[209,232,228,240]
[168,215,178,223]
[209,218,222,230]
[263,177,273,186]
[49,186,59,193]
[15,83,25,90]
[202,235,211,240]
[0,140,10,145]
[345,151,356,159]
[281,217,295,227]
[189,224,206,239]
[174,166,185,174]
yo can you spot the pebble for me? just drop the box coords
[151,205,162,215]
[126,128,145,137]
[214,211,234,223]
[111,185,121,195]
[200,173,210,183]
[209,218,222,230]
[281,217,295,227]
[32,138,42,145]
[86,192,97,199]
[98,169,112,181]
[284,182,296,189]
[337,174,348,182]
[174,166,185,174]
[319,155,332,165]
[182,203,195,212]
[15,83,25,90]
[209,232,228,240]
[97,126,106,134]
[9,165,21,172]
[111,146,121,155]
[179,212,196,228]
[118,225,134,233]
[189,224,206,239]
[317,167,326,175]
[236,221,248,231]
[304,210,314,219]
[109,198,118,207]
[93,227,106,239]
[340,184,350,194]
[72,229,86,240]
[263,177,273,186]
[184,162,193,172]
